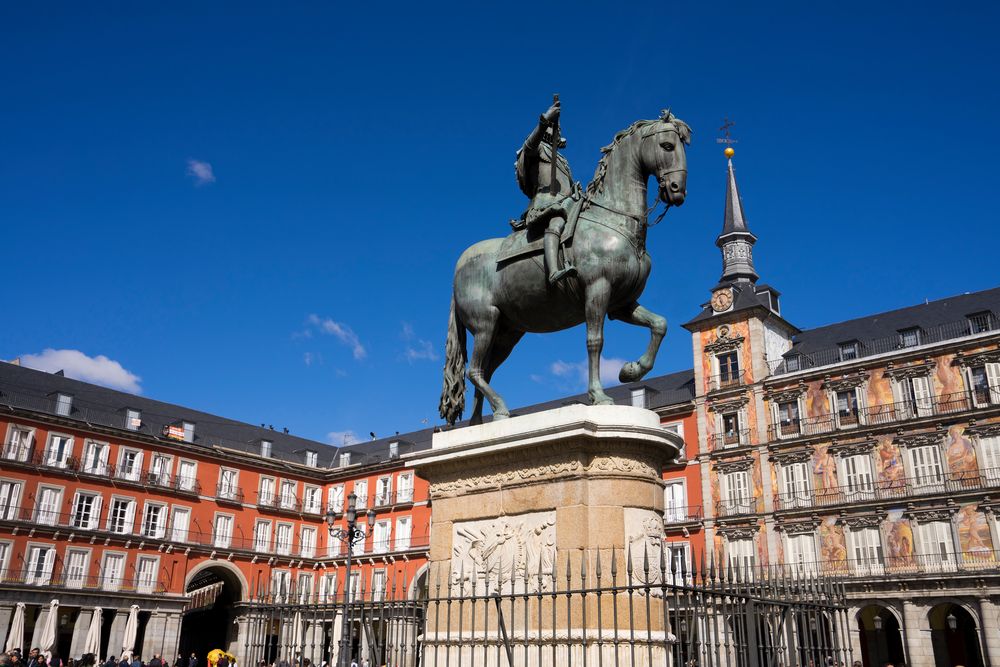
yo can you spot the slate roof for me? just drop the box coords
[780,286,1000,369]
[0,360,696,470]
[719,159,755,241]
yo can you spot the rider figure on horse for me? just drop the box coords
[513,98,579,283]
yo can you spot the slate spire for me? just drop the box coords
[715,158,758,283]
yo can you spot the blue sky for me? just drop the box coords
[2,2,998,446]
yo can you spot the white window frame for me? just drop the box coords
[328,484,346,512]
[176,459,198,492]
[218,468,240,500]
[771,397,803,439]
[978,434,1000,486]
[305,450,318,467]
[275,522,293,555]
[396,474,414,503]
[259,476,277,506]
[371,568,387,601]
[373,519,391,554]
[148,453,173,486]
[838,453,875,500]
[720,470,752,515]
[905,444,945,491]
[780,461,812,509]
[303,485,322,514]
[3,424,35,462]
[140,501,167,539]
[297,572,314,603]
[916,520,956,573]
[54,393,73,416]
[271,569,292,602]
[355,520,367,553]
[891,374,934,419]
[117,447,144,482]
[717,410,747,448]
[666,541,692,580]
[375,476,392,506]
[349,571,362,601]
[70,489,102,530]
[170,506,191,543]
[830,386,867,429]
[319,572,338,602]
[100,551,126,591]
[327,529,343,557]
[279,479,297,509]
[784,533,818,575]
[106,495,136,534]
[0,478,23,520]
[726,537,755,575]
[300,526,317,558]
[124,408,142,431]
[35,484,64,526]
[44,432,74,469]
[25,542,56,585]
[354,480,368,509]
[394,516,412,551]
[967,363,1000,407]
[63,547,91,589]
[714,351,741,389]
[662,421,685,439]
[630,388,648,408]
[663,480,687,522]
[213,513,235,548]
[254,519,272,552]
[81,440,110,476]
[135,555,159,594]
[847,526,884,576]
[0,540,10,575]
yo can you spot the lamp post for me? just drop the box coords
[325,492,375,667]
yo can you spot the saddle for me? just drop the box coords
[496,197,584,265]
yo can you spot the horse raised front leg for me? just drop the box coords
[613,302,667,384]
[584,280,614,406]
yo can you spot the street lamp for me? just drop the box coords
[947,612,958,631]
[325,492,376,667]
[873,615,883,631]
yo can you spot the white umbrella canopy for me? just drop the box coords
[120,605,140,661]
[290,611,303,655]
[38,599,59,658]
[4,602,25,652]
[83,607,103,657]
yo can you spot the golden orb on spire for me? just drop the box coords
[724,146,735,158]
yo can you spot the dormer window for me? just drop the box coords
[785,355,800,372]
[968,312,994,335]
[898,328,921,348]
[182,422,195,442]
[54,393,73,417]
[838,341,860,362]
[260,440,272,458]
[305,450,318,467]
[630,388,647,408]
[339,452,352,467]
[125,408,142,431]
[389,442,400,459]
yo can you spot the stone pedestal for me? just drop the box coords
[412,405,681,666]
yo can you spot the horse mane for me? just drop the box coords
[585,113,692,197]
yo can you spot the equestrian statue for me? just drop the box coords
[439,98,690,426]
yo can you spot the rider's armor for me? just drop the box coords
[514,117,578,283]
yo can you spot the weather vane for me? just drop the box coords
[716,117,737,158]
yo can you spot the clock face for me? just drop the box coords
[711,289,733,312]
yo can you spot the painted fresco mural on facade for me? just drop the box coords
[956,503,995,559]
[946,425,979,481]
[874,435,905,488]
[884,509,914,566]
[818,518,847,572]
[751,451,764,513]
[934,352,965,396]
[812,443,838,494]
[756,520,769,567]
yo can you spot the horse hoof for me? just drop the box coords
[589,393,615,406]
[619,361,645,383]
[493,411,510,420]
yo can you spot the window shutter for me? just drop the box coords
[912,376,933,416]
[90,494,103,530]
[124,501,136,532]
[986,363,1000,403]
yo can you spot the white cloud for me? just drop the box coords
[327,430,360,446]
[400,322,439,363]
[20,349,142,394]
[305,314,367,360]
[303,352,315,366]
[186,159,216,186]
[549,356,625,388]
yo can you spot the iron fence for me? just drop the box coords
[244,551,852,667]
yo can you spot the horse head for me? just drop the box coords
[639,110,691,207]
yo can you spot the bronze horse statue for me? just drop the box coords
[439,111,690,425]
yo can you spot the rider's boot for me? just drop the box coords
[544,228,576,283]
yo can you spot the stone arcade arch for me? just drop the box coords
[928,602,984,667]
[856,604,904,667]
[179,562,247,663]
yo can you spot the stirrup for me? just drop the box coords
[548,265,577,283]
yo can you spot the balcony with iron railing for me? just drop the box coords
[215,483,244,505]
[0,568,169,595]
[709,369,748,392]
[713,429,753,450]
[773,466,1000,512]
[766,389,996,442]
[766,550,1000,580]
[663,504,704,526]
[768,314,998,376]
[715,498,757,518]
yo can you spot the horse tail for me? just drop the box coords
[438,292,467,425]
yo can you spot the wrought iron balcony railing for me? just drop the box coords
[767,550,1000,580]
[663,505,703,525]
[713,429,752,450]
[772,466,1000,511]
[715,499,757,518]
[215,484,244,504]
[0,568,168,594]
[709,369,748,392]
